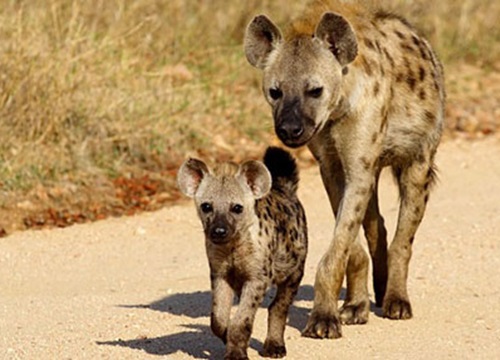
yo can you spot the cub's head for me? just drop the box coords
[177,158,271,245]
[244,12,358,148]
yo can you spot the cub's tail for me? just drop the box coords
[263,146,299,196]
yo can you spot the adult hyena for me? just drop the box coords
[244,0,445,339]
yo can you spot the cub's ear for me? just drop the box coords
[315,12,358,66]
[244,15,283,69]
[238,160,272,199]
[177,158,209,198]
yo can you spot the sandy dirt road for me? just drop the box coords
[1,138,500,359]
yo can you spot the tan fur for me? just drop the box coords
[287,0,365,39]
[244,0,444,340]
[178,147,307,359]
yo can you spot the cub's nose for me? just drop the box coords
[277,122,304,141]
[210,226,229,243]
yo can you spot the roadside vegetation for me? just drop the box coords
[1,0,499,235]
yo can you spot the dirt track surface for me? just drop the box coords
[1,138,500,359]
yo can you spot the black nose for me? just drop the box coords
[211,226,228,240]
[277,122,304,141]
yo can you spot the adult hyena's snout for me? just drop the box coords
[206,214,234,244]
[274,98,316,148]
[276,120,304,143]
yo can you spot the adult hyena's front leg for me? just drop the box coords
[383,159,436,319]
[303,163,375,339]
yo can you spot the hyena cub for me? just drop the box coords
[177,147,307,359]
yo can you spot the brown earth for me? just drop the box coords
[1,137,499,359]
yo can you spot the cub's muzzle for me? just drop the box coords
[207,216,233,244]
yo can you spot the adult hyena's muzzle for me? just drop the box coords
[274,98,316,148]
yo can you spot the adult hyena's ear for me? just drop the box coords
[315,12,358,66]
[244,15,283,69]
[238,160,272,199]
[177,158,209,198]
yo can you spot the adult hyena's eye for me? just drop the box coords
[231,204,244,214]
[200,202,213,213]
[269,88,283,100]
[306,87,323,98]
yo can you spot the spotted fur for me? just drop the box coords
[178,147,307,359]
[245,0,444,339]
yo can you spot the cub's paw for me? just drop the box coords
[340,300,369,325]
[224,348,248,360]
[261,340,286,358]
[302,312,342,339]
[382,295,412,320]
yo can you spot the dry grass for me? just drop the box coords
[377,0,500,65]
[0,0,499,232]
[0,1,271,191]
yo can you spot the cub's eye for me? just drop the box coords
[307,87,323,98]
[200,202,213,213]
[231,204,244,214]
[269,88,283,100]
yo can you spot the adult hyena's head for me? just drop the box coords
[177,158,271,245]
[244,13,358,148]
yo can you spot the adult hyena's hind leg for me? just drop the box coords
[342,169,388,323]
[362,170,388,307]
[383,157,437,319]
[340,237,370,325]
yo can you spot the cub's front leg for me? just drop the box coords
[211,277,234,343]
[225,280,267,360]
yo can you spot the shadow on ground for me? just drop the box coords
[99,285,381,358]
[98,286,313,358]
[97,324,227,359]
[119,284,317,331]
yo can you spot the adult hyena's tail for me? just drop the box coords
[263,146,299,196]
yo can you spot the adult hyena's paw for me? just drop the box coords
[340,300,369,325]
[261,340,286,358]
[224,348,248,360]
[382,294,413,320]
[301,312,342,339]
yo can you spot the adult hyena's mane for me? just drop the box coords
[284,0,371,40]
